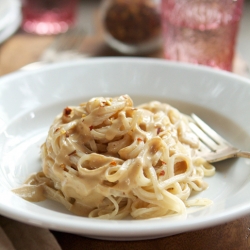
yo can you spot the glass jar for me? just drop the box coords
[101,0,162,55]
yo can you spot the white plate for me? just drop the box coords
[0,58,250,241]
[0,11,21,44]
[0,0,21,44]
[0,0,17,31]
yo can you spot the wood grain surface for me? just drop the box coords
[52,215,250,250]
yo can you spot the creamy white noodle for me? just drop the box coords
[13,95,215,219]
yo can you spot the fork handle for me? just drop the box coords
[237,150,250,159]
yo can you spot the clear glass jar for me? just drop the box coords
[101,0,162,55]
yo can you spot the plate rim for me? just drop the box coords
[1,57,250,240]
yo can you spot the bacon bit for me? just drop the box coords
[68,150,76,156]
[157,127,162,135]
[161,161,166,165]
[64,107,72,116]
[89,126,93,131]
[159,170,165,176]
[137,138,143,142]
[110,161,117,166]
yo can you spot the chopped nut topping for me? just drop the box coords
[68,150,76,156]
[110,161,117,166]
[157,127,162,135]
[64,107,72,116]
[159,170,165,176]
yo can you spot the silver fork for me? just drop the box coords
[188,114,250,163]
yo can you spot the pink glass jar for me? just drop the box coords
[161,0,244,71]
[21,0,79,35]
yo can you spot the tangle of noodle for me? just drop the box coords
[13,95,215,219]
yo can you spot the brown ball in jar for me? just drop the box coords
[103,0,161,45]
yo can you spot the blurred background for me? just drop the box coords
[0,0,249,76]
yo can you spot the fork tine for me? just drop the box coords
[187,114,250,162]
[188,122,218,151]
[198,140,212,153]
[191,114,229,145]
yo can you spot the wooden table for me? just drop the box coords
[0,0,250,249]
